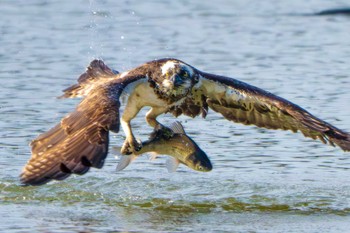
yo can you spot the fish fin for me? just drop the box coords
[112,146,122,160]
[169,121,185,134]
[166,157,180,173]
[149,152,159,161]
[116,155,136,172]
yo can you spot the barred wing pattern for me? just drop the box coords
[20,83,122,185]
[20,60,145,185]
[195,71,350,151]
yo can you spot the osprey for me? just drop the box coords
[21,58,350,185]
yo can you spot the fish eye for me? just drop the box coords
[197,165,203,170]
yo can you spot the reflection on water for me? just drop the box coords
[3,180,350,216]
[1,0,350,232]
[2,176,350,231]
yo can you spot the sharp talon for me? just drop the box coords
[124,151,132,155]
[121,140,132,155]
[134,138,142,151]
[121,145,132,155]
[121,138,142,154]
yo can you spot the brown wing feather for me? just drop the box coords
[59,59,119,99]
[196,71,350,151]
[20,83,122,185]
[21,59,148,185]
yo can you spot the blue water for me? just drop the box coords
[1,0,350,232]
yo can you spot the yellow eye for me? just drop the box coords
[182,71,189,78]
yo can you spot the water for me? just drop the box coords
[1,0,350,232]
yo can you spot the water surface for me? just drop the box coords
[1,0,350,232]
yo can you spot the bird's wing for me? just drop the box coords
[181,71,350,151]
[59,59,120,98]
[20,60,145,185]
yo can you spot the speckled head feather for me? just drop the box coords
[145,59,199,103]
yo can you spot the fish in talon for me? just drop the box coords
[121,138,142,155]
[21,58,350,185]
[114,121,213,172]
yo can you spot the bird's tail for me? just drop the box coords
[59,59,119,99]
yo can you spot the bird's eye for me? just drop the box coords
[179,69,189,78]
[183,71,189,78]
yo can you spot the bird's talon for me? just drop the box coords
[121,139,142,155]
[135,139,142,151]
[120,142,132,155]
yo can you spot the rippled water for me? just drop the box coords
[1,0,350,232]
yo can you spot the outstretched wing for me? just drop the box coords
[59,59,119,99]
[185,71,350,151]
[20,60,145,185]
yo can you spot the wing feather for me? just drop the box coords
[20,84,120,185]
[196,71,350,151]
[59,59,119,98]
[21,60,146,185]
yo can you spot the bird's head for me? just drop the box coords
[157,60,198,98]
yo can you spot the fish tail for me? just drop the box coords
[116,154,137,171]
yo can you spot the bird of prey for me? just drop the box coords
[21,58,350,185]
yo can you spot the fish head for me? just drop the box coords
[165,133,213,172]
[185,145,213,172]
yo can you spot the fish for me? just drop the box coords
[114,121,213,172]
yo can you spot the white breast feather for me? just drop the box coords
[121,79,148,96]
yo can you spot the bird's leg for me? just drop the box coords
[120,104,142,155]
[145,107,174,139]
